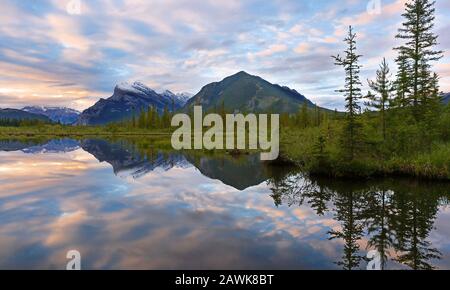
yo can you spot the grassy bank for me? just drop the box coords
[279,121,450,181]
[0,124,173,137]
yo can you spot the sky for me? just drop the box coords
[0,0,449,111]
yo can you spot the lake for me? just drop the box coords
[0,138,449,270]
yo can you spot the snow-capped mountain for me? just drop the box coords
[160,90,193,106]
[22,106,80,124]
[76,82,188,125]
[176,92,194,104]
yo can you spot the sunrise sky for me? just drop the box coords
[1,0,449,111]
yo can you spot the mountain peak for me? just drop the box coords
[115,81,155,95]
[236,70,250,76]
[231,71,252,78]
[185,72,315,113]
[161,89,176,97]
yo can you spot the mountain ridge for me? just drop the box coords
[0,108,52,123]
[22,106,80,124]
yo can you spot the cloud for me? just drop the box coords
[0,0,449,111]
[294,43,310,54]
[250,44,289,59]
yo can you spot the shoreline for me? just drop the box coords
[1,128,449,182]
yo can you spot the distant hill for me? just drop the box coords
[442,93,450,105]
[184,71,316,114]
[0,108,52,122]
[22,106,80,124]
[76,82,190,125]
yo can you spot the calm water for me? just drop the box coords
[0,138,449,270]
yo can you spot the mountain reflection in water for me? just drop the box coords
[0,138,449,270]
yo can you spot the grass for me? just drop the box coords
[0,124,173,137]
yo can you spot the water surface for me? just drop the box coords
[0,138,449,270]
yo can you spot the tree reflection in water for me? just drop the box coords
[268,172,450,270]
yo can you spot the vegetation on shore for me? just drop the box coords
[279,0,449,180]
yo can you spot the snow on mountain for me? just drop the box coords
[160,90,193,106]
[22,106,80,124]
[176,92,193,104]
[76,82,189,125]
[115,81,157,97]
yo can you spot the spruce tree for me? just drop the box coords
[366,58,394,140]
[395,0,443,117]
[332,26,363,160]
[393,53,411,108]
[131,110,136,128]
[298,100,309,128]
[147,105,153,129]
[162,105,170,128]
[138,108,146,128]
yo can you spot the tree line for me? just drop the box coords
[0,118,50,127]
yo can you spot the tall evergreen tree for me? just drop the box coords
[298,100,309,128]
[393,53,411,108]
[138,108,146,128]
[332,26,363,160]
[162,105,170,128]
[131,109,137,128]
[146,105,153,129]
[395,0,443,117]
[314,104,322,127]
[366,58,394,140]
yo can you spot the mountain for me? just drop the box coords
[79,139,269,189]
[80,139,191,179]
[22,106,80,124]
[160,90,193,106]
[76,82,186,125]
[22,139,80,154]
[0,108,52,122]
[185,154,270,190]
[177,92,194,103]
[184,71,316,114]
[442,93,450,105]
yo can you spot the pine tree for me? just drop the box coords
[138,108,146,128]
[315,104,322,127]
[298,100,309,128]
[421,72,442,144]
[366,58,394,140]
[395,0,443,118]
[332,26,363,160]
[393,53,411,108]
[131,110,136,128]
[162,105,170,128]
[146,105,153,129]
